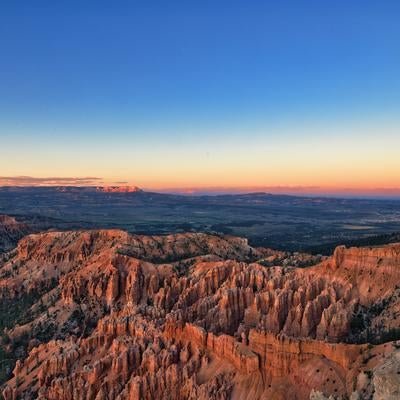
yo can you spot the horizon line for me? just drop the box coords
[1,183,400,199]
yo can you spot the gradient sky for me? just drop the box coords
[1,1,400,194]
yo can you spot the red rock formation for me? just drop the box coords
[0,215,30,252]
[1,231,400,399]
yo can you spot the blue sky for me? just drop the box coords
[0,1,399,191]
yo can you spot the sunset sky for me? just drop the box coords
[1,2,399,196]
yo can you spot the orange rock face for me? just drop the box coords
[1,230,399,399]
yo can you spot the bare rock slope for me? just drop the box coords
[0,229,399,399]
[0,215,31,253]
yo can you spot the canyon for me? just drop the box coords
[0,222,399,399]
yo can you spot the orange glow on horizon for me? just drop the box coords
[1,119,399,195]
[1,178,400,197]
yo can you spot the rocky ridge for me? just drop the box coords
[0,215,31,253]
[0,229,399,399]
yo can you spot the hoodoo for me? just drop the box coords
[0,229,399,399]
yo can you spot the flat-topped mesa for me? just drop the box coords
[331,243,400,270]
[13,230,261,264]
[96,185,143,193]
[319,243,400,304]
[55,185,144,193]
[15,230,128,263]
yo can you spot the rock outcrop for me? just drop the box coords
[1,230,399,399]
[0,215,30,252]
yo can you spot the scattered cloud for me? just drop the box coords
[0,176,103,186]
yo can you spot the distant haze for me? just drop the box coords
[1,179,400,199]
[155,186,400,199]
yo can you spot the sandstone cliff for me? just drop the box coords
[1,230,399,399]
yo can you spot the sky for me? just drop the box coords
[0,1,400,196]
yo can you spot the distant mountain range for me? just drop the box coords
[0,185,143,193]
[53,185,143,193]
